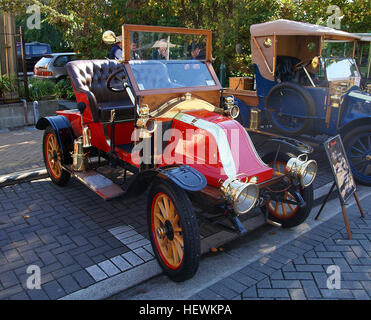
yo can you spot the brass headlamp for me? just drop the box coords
[224,96,240,119]
[286,154,317,188]
[220,174,259,215]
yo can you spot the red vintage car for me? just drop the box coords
[36,25,317,281]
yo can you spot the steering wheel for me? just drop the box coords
[292,58,313,72]
[106,68,128,92]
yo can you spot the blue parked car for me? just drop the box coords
[227,20,371,186]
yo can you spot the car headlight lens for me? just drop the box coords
[233,182,259,214]
[286,154,317,188]
[221,175,259,215]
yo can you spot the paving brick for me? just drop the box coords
[320,289,353,299]
[98,260,120,277]
[209,282,240,299]
[110,255,132,272]
[295,264,324,272]
[241,286,258,299]
[217,277,248,294]
[0,269,20,289]
[26,288,50,300]
[270,270,284,280]
[256,278,271,289]
[9,291,30,300]
[258,288,289,298]
[133,247,154,262]
[305,258,334,265]
[52,264,82,279]
[301,280,322,299]
[42,280,66,300]
[239,266,266,281]
[289,288,307,300]
[73,253,94,268]
[271,280,302,289]
[197,288,224,300]
[284,272,313,280]
[316,251,343,258]
[230,272,257,287]
[122,251,144,267]
[72,270,95,288]
[85,265,108,282]
[352,290,369,299]
[342,272,371,281]
[58,275,81,294]
[340,281,364,290]
[312,272,331,289]
[351,246,369,259]
[38,252,57,265]
[0,284,23,299]
[126,238,151,250]
[282,262,295,272]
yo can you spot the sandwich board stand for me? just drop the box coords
[315,135,365,240]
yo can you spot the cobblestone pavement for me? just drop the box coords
[190,196,371,300]
[0,128,43,176]
[0,176,249,300]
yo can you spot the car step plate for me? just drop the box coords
[65,165,124,200]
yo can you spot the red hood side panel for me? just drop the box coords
[163,110,273,187]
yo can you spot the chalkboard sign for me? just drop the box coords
[324,135,356,204]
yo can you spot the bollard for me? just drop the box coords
[33,101,39,125]
[20,99,28,125]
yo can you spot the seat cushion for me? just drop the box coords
[67,59,135,122]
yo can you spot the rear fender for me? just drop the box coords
[36,115,75,164]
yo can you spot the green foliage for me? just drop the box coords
[54,78,75,100]
[20,78,56,101]
[0,74,17,95]
[1,0,370,75]
[15,13,70,52]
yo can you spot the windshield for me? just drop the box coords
[35,57,52,67]
[129,60,216,90]
[129,31,207,61]
[322,58,361,81]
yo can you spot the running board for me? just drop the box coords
[64,165,124,200]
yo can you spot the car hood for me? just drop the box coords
[164,110,273,187]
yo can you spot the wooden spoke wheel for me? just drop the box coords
[267,161,299,219]
[261,152,313,228]
[148,179,200,282]
[343,125,371,186]
[42,126,70,186]
[152,193,184,269]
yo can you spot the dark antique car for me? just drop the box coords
[227,20,371,186]
[36,24,317,281]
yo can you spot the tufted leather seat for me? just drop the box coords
[66,59,135,122]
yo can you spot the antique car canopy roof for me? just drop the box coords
[250,19,361,40]
[354,33,371,42]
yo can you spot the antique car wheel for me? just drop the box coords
[265,82,315,136]
[42,126,70,186]
[147,178,200,282]
[261,152,313,228]
[343,125,371,186]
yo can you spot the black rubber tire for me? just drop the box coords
[343,124,371,186]
[42,126,70,186]
[147,178,200,282]
[261,152,314,228]
[265,82,316,136]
